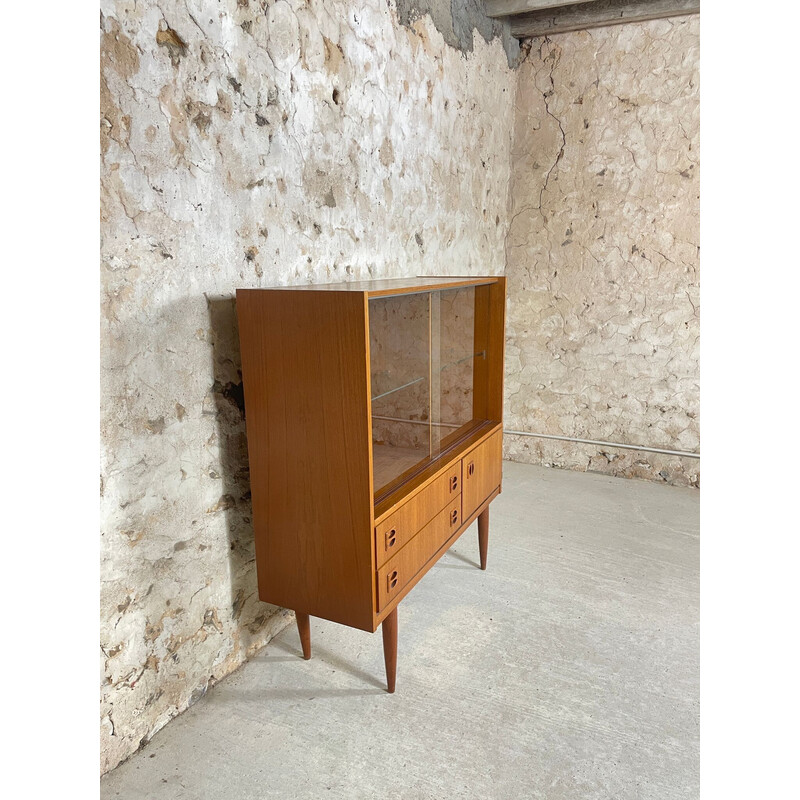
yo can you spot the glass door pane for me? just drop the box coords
[432,285,484,455]
[369,292,431,496]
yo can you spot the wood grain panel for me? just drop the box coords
[463,430,503,520]
[377,497,462,611]
[487,277,506,423]
[373,486,501,627]
[237,289,375,631]
[473,279,505,423]
[375,461,461,568]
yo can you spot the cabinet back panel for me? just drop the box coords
[237,290,375,631]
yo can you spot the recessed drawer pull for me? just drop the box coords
[450,509,458,526]
[467,461,475,477]
[385,529,397,550]
[387,570,399,592]
[450,475,459,492]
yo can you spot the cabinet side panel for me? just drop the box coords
[488,277,507,422]
[237,290,374,631]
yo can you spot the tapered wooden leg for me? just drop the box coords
[478,507,489,570]
[295,611,311,660]
[382,607,398,694]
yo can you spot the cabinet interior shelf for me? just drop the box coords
[370,350,487,403]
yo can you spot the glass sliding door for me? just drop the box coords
[369,283,496,500]
[431,285,482,457]
[369,292,431,496]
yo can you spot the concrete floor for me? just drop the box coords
[102,461,699,800]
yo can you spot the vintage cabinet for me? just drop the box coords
[237,277,506,692]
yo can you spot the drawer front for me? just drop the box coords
[375,461,462,568]
[462,430,503,520]
[377,496,462,611]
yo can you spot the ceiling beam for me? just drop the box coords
[509,0,700,38]
[485,0,599,20]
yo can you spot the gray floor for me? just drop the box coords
[102,461,699,800]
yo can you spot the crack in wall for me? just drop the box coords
[538,40,566,222]
[505,16,700,488]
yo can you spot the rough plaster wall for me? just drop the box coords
[504,16,699,487]
[100,0,514,774]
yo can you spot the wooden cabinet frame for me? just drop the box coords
[237,277,506,692]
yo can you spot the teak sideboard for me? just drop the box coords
[237,276,506,692]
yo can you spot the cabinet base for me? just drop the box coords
[291,498,492,692]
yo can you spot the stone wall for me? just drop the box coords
[100,0,515,774]
[504,16,699,486]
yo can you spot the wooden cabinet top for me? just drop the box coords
[239,276,502,297]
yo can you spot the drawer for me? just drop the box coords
[375,461,461,568]
[377,496,462,611]
[462,430,502,520]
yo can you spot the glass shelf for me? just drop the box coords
[370,351,486,403]
[371,376,425,403]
